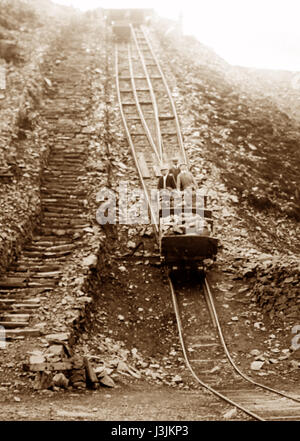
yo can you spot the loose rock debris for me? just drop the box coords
[23,342,146,391]
[0,4,299,420]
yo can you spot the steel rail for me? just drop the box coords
[130,24,163,161]
[204,277,300,405]
[127,44,161,164]
[115,44,159,235]
[140,26,189,167]
[167,272,265,420]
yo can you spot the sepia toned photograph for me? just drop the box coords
[0,0,299,431]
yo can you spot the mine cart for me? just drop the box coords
[159,205,218,265]
[104,8,153,25]
[112,22,131,42]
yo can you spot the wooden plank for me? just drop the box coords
[159,115,174,121]
[126,116,141,121]
[1,307,37,314]
[0,314,30,321]
[31,271,61,278]
[159,207,212,218]
[267,415,300,420]
[120,75,161,80]
[136,152,151,178]
[0,321,28,328]
[5,328,42,338]
[191,343,219,348]
[23,361,73,372]
[0,278,27,288]
[161,133,177,137]
[45,332,69,341]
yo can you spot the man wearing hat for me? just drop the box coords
[169,157,181,182]
[177,163,197,191]
[157,164,177,189]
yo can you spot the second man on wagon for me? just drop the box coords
[176,163,197,191]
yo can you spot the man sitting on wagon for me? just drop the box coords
[157,164,176,190]
[169,157,181,183]
[177,163,197,191]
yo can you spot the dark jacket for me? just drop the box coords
[157,174,177,190]
[169,166,181,181]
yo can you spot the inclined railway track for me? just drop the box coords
[115,24,300,420]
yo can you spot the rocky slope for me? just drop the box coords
[148,19,299,324]
[235,67,300,123]
[152,19,300,223]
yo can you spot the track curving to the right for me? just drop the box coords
[168,271,300,421]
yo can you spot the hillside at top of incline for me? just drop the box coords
[153,18,300,228]
[235,67,300,123]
